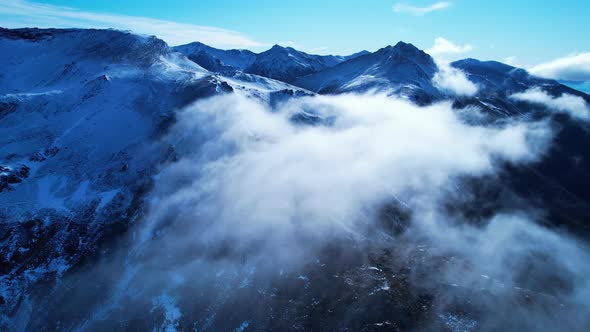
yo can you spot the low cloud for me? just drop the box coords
[139,93,548,265]
[0,0,267,48]
[529,52,590,82]
[59,93,590,331]
[427,37,478,96]
[427,37,473,58]
[511,87,590,121]
[393,1,451,16]
[433,63,479,96]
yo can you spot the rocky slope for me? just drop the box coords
[0,28,310,330]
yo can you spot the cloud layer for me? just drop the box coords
[56,93,590,330]
[393,1,451,16]
[0,0,266,48]
[140,93,548,265]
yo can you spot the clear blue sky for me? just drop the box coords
[1,0,589,66]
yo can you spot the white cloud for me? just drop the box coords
[427,37,478,96]
[503,56,521,67]
[85,93,590,330]
[0,0,267,48]
[510,87,590,120]
[433,63,479,96]
[529,52,590,81]
[139,93,550,263]
[393,1,451,16]
[427,37,473,57]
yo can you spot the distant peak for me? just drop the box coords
[270,44,286,50]
[392,41,421,53]
[265,44,301,56]
[374,41,430,61]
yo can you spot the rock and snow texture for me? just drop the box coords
[174,42,369,83]
[173,41,257,72]
[294,42,443,103]
[246,45,351,83]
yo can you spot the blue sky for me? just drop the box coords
[1,0,589,83]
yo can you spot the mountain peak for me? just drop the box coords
[269,44,289,51]
[393,41,416,50]
[378,41,423,57]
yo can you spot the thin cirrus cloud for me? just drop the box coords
[0,0,267,48]
[529,52,590,82]
[393,1,451,16]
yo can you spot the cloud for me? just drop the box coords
[393,1,451,16]
[529,52,590,82]
[427,38,478,96]
[432,63,479,96]
[55,93,590,331]
[0,0,267,48]
[503,56,521,67]
[427,37,473,57]
[138,93,549,264]
[510,87,590,120]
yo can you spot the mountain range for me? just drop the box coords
[1,27,590,331]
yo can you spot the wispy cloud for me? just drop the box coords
[426,37,472,57]
[529,52,590,82]
[503,56,521,67]
[0,0,267,48]
[426,37,477,96]
[393,1,451,16]
[433,64,478,96]
[510,87,590,121]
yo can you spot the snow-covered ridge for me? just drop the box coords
[0,27,311,327]
[174,38,589,109]
[173,41,258,72]
[293,41,441,103]
[173,41,369,83]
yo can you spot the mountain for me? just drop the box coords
[0,27,312,330]
[452,58,583,96]
[294,42,442,103]
[450,58,590,116]
[172,41,257,72]
[246,44,349,83]
[174,42,369,83]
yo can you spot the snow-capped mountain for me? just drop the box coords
[246,45,359,83]
[452,58,589,98]
[173,41,257,72]
[174,42,369,83]
[294,42,441,102]
[0,27,311,329]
